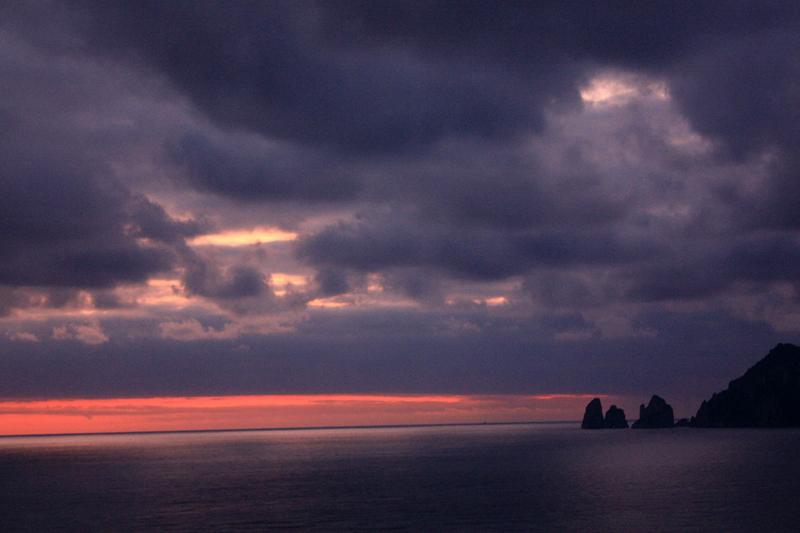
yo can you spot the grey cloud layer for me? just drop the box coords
[1,1,800,400]
[72,0,800,290]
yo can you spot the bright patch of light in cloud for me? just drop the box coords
[580,75,669,106]
[271,273,309,296]
[308,297,352,309]
[135,278,190,307]
[475,296,509,307]
[271,273,308,286]
[367,273,384,293]
[190,227,298,247]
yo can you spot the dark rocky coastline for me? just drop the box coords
[691,343,800,427]
[580,343,800,429]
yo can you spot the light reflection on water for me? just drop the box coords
[1,424,798,531]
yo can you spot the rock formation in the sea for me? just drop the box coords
[581,398,605,429]
[674,418,690,427]
[581,399,628,429]
[691,343,800,427]
[604,405,628,428]
[631,395,674,428]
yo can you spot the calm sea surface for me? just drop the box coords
[1,423,798,532]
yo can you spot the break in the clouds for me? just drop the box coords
[1,1,800,407]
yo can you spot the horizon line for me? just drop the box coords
[0,419,580,439]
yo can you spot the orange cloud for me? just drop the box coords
[307,297,352,309]
[473,296,509,306]
[189,227,298,247]
[51,322,109,345]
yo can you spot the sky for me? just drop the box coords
[1,1,800,434]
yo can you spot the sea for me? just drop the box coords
[1,423,798,532]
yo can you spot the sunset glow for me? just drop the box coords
[0,394,612,437]
[475,296,509,306]
[307,298,352,309]
[137,278,190,307]
[3,0,799,452]
[271,273,308,286]
[190,227,298,247]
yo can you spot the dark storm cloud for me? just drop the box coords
[128,195,208,244]
[0,20,209,301]
[521,233,800,308]
[68,0,800,288]
[2,0,800,406]
[381,270,443,303]
[168,133,359,201]
[183,260,269,302]
[78,1,568,154]
[314,268,351,297]
[669,30,800,160]
[621,235,800,303]
[523,270,621,310]
[74,1,800,152]
[0,130,176,288]
[298,212,655,280]
[745,154,800,231]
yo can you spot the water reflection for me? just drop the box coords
[1,424,798,531]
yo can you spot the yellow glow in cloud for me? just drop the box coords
[581,77,637,104]
[367,273,384,293]
[308,297,352,309]
[190,227,298,247]
[271,273,309,296]
[473,296,508,307]
[136,278,191,307]
[271,273,308,286]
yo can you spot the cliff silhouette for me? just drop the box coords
[632,395,674,428]
[580,343,800,429]
[692,343,800,427]
[581,398,628,429]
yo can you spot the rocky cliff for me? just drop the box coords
[581,398,628,429]
[632,395,674,428]
[581,398,605,429]
[692,343,800,427]
[604,405,628,428]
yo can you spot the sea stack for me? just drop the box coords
[604,405,628,428]
[581,398,605,429]
[632,395,674,428]
[692,343,800,427]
